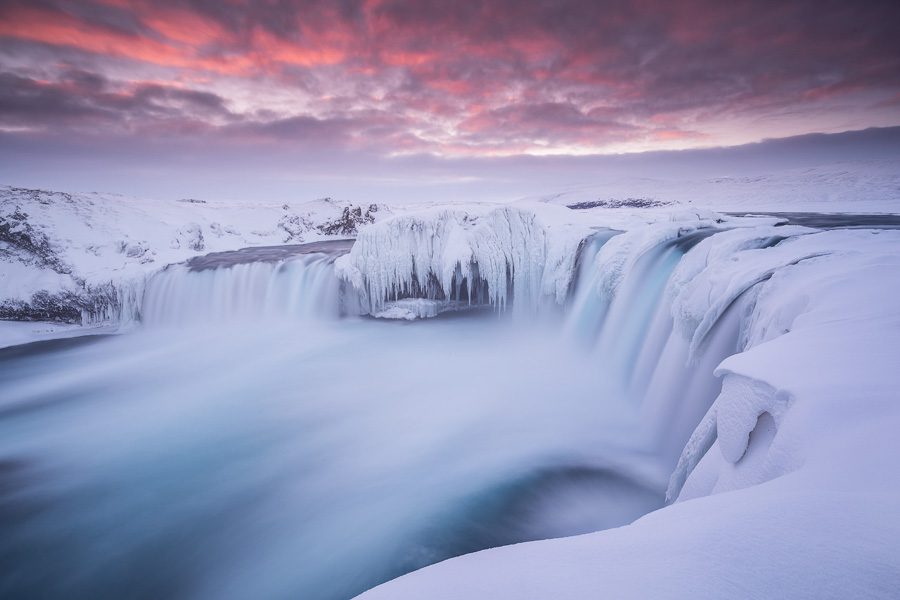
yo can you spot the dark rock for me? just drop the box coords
[317,204,379,236]
[278,213,313,242]
[567,198,672,210]
[0,284,120,325]
[0,206,71,274]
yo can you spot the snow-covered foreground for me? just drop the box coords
[1,176,900,599]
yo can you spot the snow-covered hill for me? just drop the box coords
[0,181,745,333]
[525,159,900,213]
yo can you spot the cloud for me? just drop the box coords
[0,0,897,156]
[0,69,234,131]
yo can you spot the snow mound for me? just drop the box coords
[372,298,443,320]
[665,224,815,360]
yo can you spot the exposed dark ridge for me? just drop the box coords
[726,212,900,229]
[567,198,673,210]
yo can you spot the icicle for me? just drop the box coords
[335,206,585,316]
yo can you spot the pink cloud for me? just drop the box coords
[0,0,897,157]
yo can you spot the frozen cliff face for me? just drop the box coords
[335,204,595,316]
[0,198,125,323]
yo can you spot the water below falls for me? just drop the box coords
[0,316,672,600]
[0,231,754,600]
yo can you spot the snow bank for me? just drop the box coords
[671,229,900,500]
[0,320,114,350]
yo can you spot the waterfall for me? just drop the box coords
[565,223,816,470]
[141,253,345,327]
[136,218,813,474]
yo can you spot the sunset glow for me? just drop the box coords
[1,0,898,160]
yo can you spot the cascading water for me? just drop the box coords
[586,232,709,377]
[563,223,816,470]
[141,251,345,327]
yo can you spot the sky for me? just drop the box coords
[0,0,899,201]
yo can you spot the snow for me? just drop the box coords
[0,259,78,297]
[527,159,900,213]
[373,298,443,320]
[665,224,816,361]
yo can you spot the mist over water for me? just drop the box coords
[0,312,663,600]
[0,212,767,600]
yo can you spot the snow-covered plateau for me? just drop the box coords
[1,162,899,599]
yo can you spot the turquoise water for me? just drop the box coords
[0,318,660,600]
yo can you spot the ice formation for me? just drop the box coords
[372,298,455,320]
[335,205,591,316]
